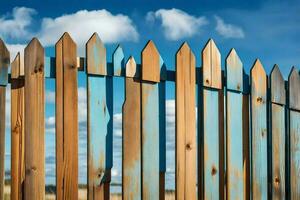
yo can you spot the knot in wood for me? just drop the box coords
[237,84,240,90]
[186,143,192,150]
[205,79,210,84]
[274,176,280,185]
[211,166,217,176]
[256,96,263,103]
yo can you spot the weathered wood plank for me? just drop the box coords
[11,54,25,200]
[113,45,125,76]
[141,40,160,83]
[199,39,223,200]
[24,38,45,199]
[270,65,286,200]
[202,39,221,89]
[250,59,267,200]
[55,33,78,200]
[86,33,112,200]
[122,57,141,200]
[86,33,106,75]
[141,40,160,199]
[175,42,196,200]
[225,49,244,200]
[0,38,9,200]
[288,67,300,199]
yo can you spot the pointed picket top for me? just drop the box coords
[202,39,222,89]
[288,67,300,110]
[251,59,267,102]
[24,38,44,74]
[0,38,10,86]
[142,40,160,83]
[113,45,125,76]
[86,33,106,75]
[176,42,195,72]
[226,48,243,92]
[270,65,286,105]
[126,56,139,78]
[11,53,21,79]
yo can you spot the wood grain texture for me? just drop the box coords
[55,33,78,200]
[289,67,300,199]
[113,45,125,76]
[122,57,141,200]
[202,39,222,89]
[270,65,286,200]
[141,41,160,199]
[226,48,244,200]
[226,48,243,91]
[175,42,196,200]
[24,38,45,199]
[289,67,300,111]
[11,54,25,200]
[86,33,106,75]
[141,40,160,83]
[86,34,113,200]
[0,38,9,200]
[250,59,267,200]
[126,56,139,78]
[270,65,285,105]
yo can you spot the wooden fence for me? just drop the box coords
[0,32,299,200]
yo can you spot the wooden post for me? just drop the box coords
[141,40,161,199]
[270,65,286,199]
[122,56,141,200]
[86,33,112,200]
[288,67,300,199]
[11,53,25,200]
[225,49,244,200]
[175,42,196,200]
[0,39,9,200]
[113,45,125,76]
[250,59,268,200]
[55,33,78,200]
[24,38,45,199]
[199,39,224,200]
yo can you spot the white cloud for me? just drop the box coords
[0,7,36,40]
[147,8,208,40]
[215,16,245,39]
[38,9,139,47]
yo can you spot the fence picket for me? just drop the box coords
[86,33,113,199]
[113,45,125,76]
[24,38,45,199]
[250,59,268,200]
[288,67,300,199]
[55,33,78,200]
[11,53,25,200]
[226,49,244,200]
[122,56,141,200]
[270,65,286,199]
[141,41,161,199]
[0,39,9,200]
[199,39,224,200]
[175,42,196,200]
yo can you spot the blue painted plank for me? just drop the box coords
[290,110,300,199]
[250,60,268,200]
[226,92,244,199]
[202,89,220,199]
[113,45,125,76]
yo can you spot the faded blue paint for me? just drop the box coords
[227,92,244,199]
[0,54,8,86]
[290,110,300,199]
[113,45,125,76]
[142,83,159,199]
[87,75,111,183]
[203,89,219,199]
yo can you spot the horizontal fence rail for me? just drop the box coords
[0,32,299,200]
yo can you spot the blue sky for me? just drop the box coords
[1,0,300,187]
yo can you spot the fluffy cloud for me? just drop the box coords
[215,16,245,39]
[0,7,36,40]
[147,8,208,40]
[38,9,139,46]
